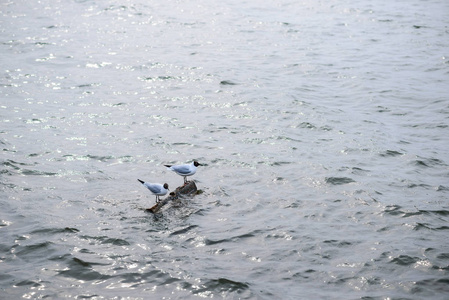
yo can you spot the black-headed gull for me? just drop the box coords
[138,179,169,202]
[164,161,202,183]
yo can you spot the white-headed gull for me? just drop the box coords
[164,161,202,183]
[138,179,169,202]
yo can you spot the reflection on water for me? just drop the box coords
[1,0,449,298]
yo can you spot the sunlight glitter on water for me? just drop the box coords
[1,0,449,299]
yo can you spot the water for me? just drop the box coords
[1,0,448,298]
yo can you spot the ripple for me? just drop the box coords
[436,253,449,259]
[169,225,198,236]
[31,227,80,235]
[2,0,449,299]
[437,185,449,191]
[415,278,449,293]
[414,223,449,231]
[323,240,356,247]
[13,279,49,292]
[0,219,13,227]
[325,177,356,185]
[194,278,250,295]
[379,150,404,157]
[2,159,58,176]
[390,255,421,266]
[205,231,260,246]
[141,75,181,81]
[14,241,55,259]
[383,205,403,216]
[296,122,316,129]
[57,257,112,281]
[219,80,238,85]
[413,157,447,167]
[79,235,130,246]
[21,169,58,176]
[410,209,449,217]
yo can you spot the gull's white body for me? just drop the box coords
[165,161,201,183]
[138,179,169,202]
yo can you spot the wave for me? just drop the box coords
[325,177,356,185]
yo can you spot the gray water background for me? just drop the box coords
[1,0,449,299]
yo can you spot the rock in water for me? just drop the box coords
[145,181,198,214]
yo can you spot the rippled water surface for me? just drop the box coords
[1,0,449,299]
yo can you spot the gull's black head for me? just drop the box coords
[163,183,169,190]
[193,161,202,167]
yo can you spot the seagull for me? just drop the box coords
[164,161,202,183]
[137,179,169,202]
